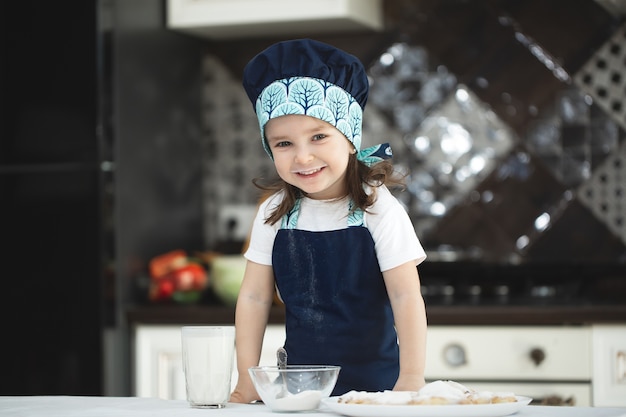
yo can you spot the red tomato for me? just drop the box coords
[172,264,207,291]
[149,279,175,301]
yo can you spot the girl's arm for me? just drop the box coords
[383,261,427,392]
[229,260,276,403]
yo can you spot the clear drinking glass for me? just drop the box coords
[181,326,235,408]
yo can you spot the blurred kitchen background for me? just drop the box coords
[2,0,625,405]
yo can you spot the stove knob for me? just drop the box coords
[443,343,467,367]
[530,347,546,366]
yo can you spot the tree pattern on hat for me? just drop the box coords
[256,76,363,158]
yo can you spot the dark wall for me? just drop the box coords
[112,0,206,309]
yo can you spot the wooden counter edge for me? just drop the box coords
[126,304,626,326]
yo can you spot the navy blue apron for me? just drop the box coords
[272,199,399,395]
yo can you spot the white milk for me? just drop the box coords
[181,326,235,408]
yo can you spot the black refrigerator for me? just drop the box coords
[0,0,102,394]
[1,0,208,395]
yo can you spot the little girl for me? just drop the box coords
[230,39,427,402]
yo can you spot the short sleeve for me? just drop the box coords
[365,186,426,271]
[243,194,282,266]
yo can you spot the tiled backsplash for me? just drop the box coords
[200,56,275,247]
[574,24,626,246]
[201,13,626,264]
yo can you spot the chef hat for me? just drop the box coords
[243,39,369,158]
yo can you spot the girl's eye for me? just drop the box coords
[312,134,326,141]
[274,141,291,148]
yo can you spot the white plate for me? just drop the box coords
[320,396,532,417]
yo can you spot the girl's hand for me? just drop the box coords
[229,379,261,404]
[393,373,426,392]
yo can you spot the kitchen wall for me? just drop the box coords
[101,0,210,395]
[194,0,626,301]
[108,0,626,325]
[200,0,624,258]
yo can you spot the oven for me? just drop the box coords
[424,325,592,406]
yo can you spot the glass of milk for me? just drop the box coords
[181,326,235,408]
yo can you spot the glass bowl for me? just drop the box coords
[248,365,340,412]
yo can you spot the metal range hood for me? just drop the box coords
[166,0,383,39]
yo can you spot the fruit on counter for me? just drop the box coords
[169,263,207,291]
[148,250,208,303]
[149,250,188,278]
[150,278,175,301]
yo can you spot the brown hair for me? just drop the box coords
[252,154,406,225]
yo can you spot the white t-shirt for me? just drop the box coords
[244,185,426,272]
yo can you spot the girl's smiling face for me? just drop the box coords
[265,114,355,200]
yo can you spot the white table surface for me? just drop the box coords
[1,396,625,417]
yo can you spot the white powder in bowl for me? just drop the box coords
[272,390,323,411]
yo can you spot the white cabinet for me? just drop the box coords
[592,324,626,406]
[425,326,592,381]
[166,0,382,39]
[132,324,286,400]
[424,325,593,406]
[132,323,626,406]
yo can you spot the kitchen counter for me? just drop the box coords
[126,303,626,326]
[1,396,625,417]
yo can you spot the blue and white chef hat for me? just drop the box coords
[242,38,391,165]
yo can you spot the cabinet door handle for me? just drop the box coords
[530,348,546,366]
[617,350,626,383]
